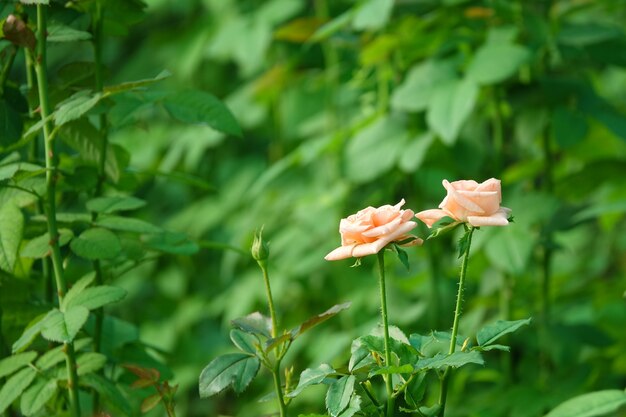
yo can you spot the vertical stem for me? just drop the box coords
[438,226,474,417]
[271,364,288,417]
[258,261,286,416]
[34,5,81,417]
[260,263,279,339]
[376,252,394,417]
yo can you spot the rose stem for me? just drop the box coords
[257,259,287,417]
[376,251,395,417]
[438,225,475,417]
[34,4,81,417]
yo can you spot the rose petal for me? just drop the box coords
[392,199,406,210]
[449,179,479,191]
[376,221,418,246]
[324,244,358,261]
[362,216,403,237]
[351,242,380,258]
[475,178,501,194]
[456,190,500,215]
[467,210,509,227]
[415,209,450,228]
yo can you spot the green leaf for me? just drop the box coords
[86,196,146,214]
[349,338,375,372]
[466,43,530,85]
[198,353,261,397]
[352,0,393,31]
[545,390,626,417]
[41,307,89,344]
[472,344,510,352]
[358,334,418,366]
[345,115,407,183]
[163,90,242,137]
[80,373,132,417]
[0,201,24,273]
[36,338,92,371]
[0,351,37,378]
[337,394,361,417]
[70,227,122,260]
[415,351,484,371]
[20,229,74,259]
[144,231,199,255]
[19,0,50,4]
[457,226,472,259]
[47,24,92,42]
[231,312,272,338]
[427,78,478,145]
[286,364,335,398]
[394,245,410,271]
[60,120,124,182]
[265,333,291,352]
[368,364,414,377]
[0,367,37,414]
[20,378,58,416]
[325,375,355,417]
[391,61,456,113]
[230,329,258,354]
[55,91,103,126]
[398,132,435,173]
[95,216,161,234]
[12,312,53,353]
[76,352,107,376]
[62,274,96,310]
[290,302,351,339]
[0,99,23,146]
[104,70,171,94]
[65,285,127,311]
[476,318,532,346]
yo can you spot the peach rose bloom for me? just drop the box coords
[416,179,511,227]
[325,199,422,261]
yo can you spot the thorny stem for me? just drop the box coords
[258,260,287,417]
[438,226,475,417]
[34,5,81,417]
[376,251,395,417]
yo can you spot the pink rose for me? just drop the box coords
[325,199,422,261]
[416,179,511,227]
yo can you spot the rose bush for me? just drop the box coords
[416,178,511,227]
[325,199,422,261]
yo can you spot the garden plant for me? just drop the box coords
[1,0,626,417]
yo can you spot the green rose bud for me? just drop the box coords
[251,227,270,263]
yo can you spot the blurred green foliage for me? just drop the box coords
[1,0,626,416]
